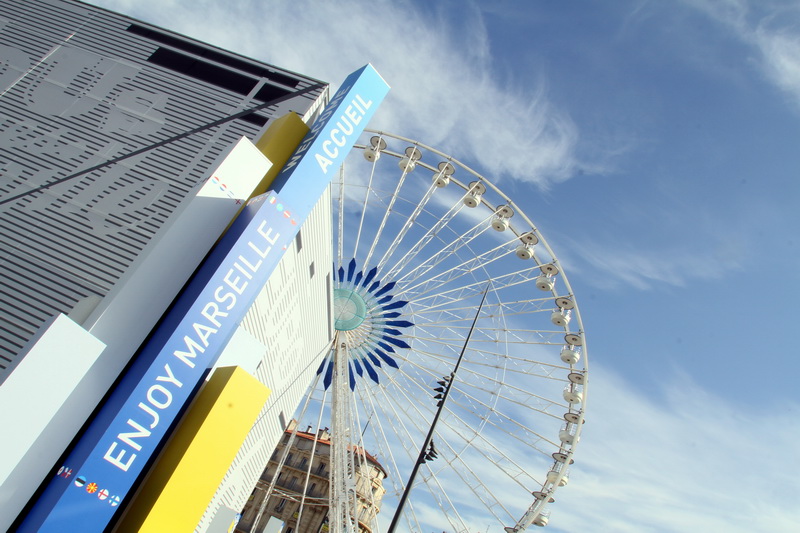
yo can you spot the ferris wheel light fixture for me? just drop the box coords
[516,245,534,260]
[551,309,571,327]
[535,273,555,291]
[363,135,387,161]
[560,348,580,365]
[398,145,422,172]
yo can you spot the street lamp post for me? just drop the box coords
[387,284,491,533]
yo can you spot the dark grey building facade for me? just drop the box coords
[0,0,326,377]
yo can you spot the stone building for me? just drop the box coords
[236,421,387,533]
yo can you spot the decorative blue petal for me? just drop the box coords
[373,281,396,298]
[338,266,345,283]
[383,335,411,349]
[349,362,356,390]
[316,358,327,374]
[362,358,379,383]
[367,351,382,368]
[382,311,402,318]
[362,267,378,288]
[377,294,393,305]
[375,348,399,368]
[369,280,381,293]
[354,270,363,287]
[323,359,335,389]
[382,300,408,311]
[353,357,364,377]
[383,328,402,336]
[386,320,414,328]
[377,341,396,354]
[347,258,357,282]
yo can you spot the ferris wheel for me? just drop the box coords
[259,131,588,532]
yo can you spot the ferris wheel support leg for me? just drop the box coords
[330,335,358,533]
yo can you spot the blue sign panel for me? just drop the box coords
[20,64,389,532]
[271,63,390,222]
[19,193,294,532]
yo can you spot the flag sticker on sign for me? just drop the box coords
[86,483,98,494]
[109,495,120,507]
[97,489,109,500]
[74,476,86,488]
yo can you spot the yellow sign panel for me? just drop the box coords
[119,366,270,532]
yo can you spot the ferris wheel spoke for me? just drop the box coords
[374,373,504,528]
[405,328,569,349]
[405,267,546,311]
[251,375,328,533]
[402,237,520,297]
[413,458,474,530]
[383,191,469,282]
[350,150,380,260]
[361,163,413,271]
[392,347,570,419]
[352,387,426,532]
[394,211,494,288]
[457,376,566,419]
[408,297,555,323]
[397,338,574,383]
[424,434,519,521]
[433,399,544,502]
[294,383,333,530]
[359,380,450,532]
[444,388,564,458]
[374,180,439,273]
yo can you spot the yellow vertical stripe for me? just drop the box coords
[252,111,310,196]
[119,366,270,532]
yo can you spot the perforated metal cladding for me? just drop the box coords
[0,0,326,376]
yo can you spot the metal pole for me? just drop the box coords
[387,283,491,533]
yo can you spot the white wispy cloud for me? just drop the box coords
[684,0,800,108]
[546,364,800,533]
[556,237,743,291]
[89,0,582,188]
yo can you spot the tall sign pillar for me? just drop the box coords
[18,64,389,533]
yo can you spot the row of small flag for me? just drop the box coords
[267,194,298,225]
[210,176,236,199]
[57,466,120,506]
[244,194,299,225]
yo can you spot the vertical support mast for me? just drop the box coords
[330,334,357,533]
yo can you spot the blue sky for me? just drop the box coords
[91,1,800,531]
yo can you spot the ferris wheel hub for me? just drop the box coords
[333,288,368,331]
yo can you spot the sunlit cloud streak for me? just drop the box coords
[545,364,800,533]
[556,237,743,290]
[91,0,583,188]
[685,0,800,108]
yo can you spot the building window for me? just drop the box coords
[317,462,326,475]
[295,229,303,252]
[299,457,308,469]
[275,499,286,512]
[307,482,316,496]
[309,261,315,278]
